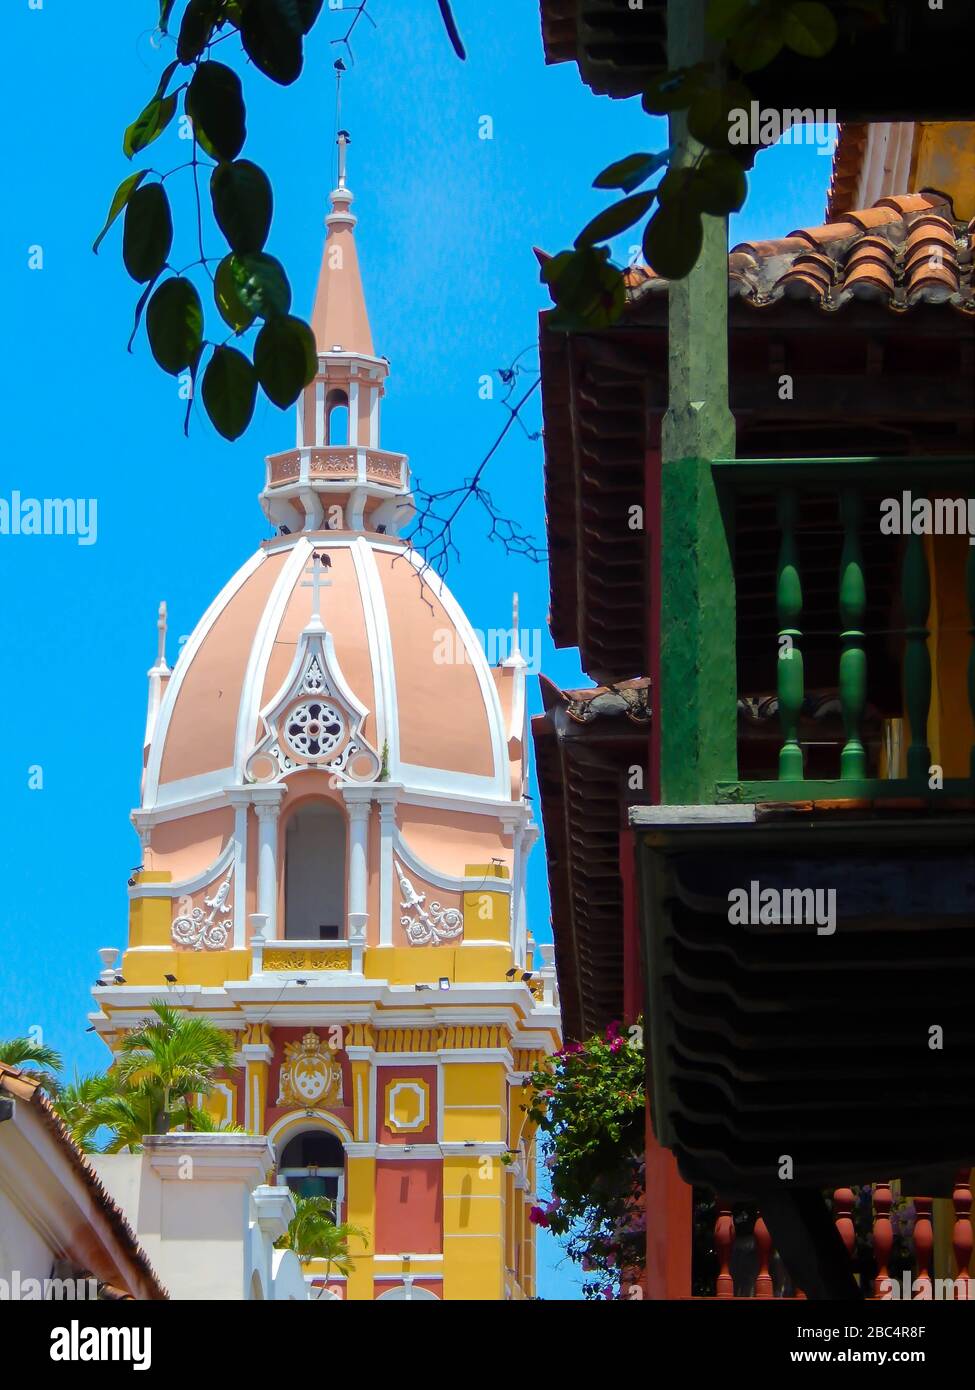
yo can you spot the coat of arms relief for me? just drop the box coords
[276,1031,344,1109]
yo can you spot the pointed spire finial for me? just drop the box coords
[155,601,169,672]
[503,592,526,668]
[337,128,350,191]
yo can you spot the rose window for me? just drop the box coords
[283,700,344,759]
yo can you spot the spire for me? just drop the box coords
[311,129,375,357]
[143,601,171,758]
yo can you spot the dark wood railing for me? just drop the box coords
[712,456,975,804]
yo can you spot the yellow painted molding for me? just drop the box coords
[120,948,250,987]
[128,894,173,950]
[384,1077,430,1133]
[344,1154,376,1301]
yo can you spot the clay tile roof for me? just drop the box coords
[826,122,869,220]
[0,1063,168,1299]
[625,193,974,317]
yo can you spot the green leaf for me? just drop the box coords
[187,62,246,161]
[706,0,754,41]
[233,252,292,318]
[783,1,838,56]
[687,80,753,152]
[146,277,203,375]
[214,255,257,332]
[202,346,258,440]
[642,63,709,115]
[93,170,149,254]
[158,0,177,32]
[541,245,626,330]
[297,0,325,32]
[642,202,704,280]
[127,274,160,353]
[728,11,787,71]
[122,183,173,283]
[240,0,304,84]
[692,152,747,215]
[656,167,696,206]
[153,59,180,100]
[123,94,177,159]
[211,160,273,254]
[593,150,672,193]
[268,0,306,35]
[575,191,655,248]
[254,315,317,407]
[177,0,218,63]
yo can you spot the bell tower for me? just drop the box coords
[262,131,412,538]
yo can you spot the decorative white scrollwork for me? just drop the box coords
[171,869,234,951]
[301,655,327,694]
[394,858,463,946]
[282,699,345,759]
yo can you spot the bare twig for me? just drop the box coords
[406,361,545,581]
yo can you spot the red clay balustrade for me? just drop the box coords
[701,1172,973,1299]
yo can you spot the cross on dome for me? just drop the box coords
[301,551,332,629]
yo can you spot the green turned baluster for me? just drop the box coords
[968,540,975,783]
[776,488,804,780]
[838,488,867,779]
[902,529,932,783]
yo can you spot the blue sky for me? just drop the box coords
[0,0,832,1298]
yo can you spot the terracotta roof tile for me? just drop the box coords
[0,1063,167,1299]
[625,194,974,317]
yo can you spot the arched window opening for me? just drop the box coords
[285,801,346,940]
[278,1130,345,1206]
[326,389,349,446]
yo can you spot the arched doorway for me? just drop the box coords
[284,800,347,940]
[278,1129,346,1210]
[376,1282,440,1301]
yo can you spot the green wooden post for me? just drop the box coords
[776,488,804,780]
[902,529,932,782]
[659,0,738,805]
[838,488,867,779]
[968,539,975,783]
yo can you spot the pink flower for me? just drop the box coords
[610,1037,623,1053]
[529,1205,549,1228]
[606,1020,621,1041]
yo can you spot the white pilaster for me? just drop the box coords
[343,787,372,926]
[315,379,326,446]
[228,792,251,948]
[348,379,359,446]
[376,787,399,947]
[252,788,285,939]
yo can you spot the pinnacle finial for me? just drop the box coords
[155,601,169,670]
[337,128,350,191]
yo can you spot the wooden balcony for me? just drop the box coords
[714,455,975,806]
[696,1180,972,1301]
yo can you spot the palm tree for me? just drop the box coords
[115,1001,237,1135]
[181,1106,247,1135]
[53,1072,120,1151]
[88,1083,162,1154]
[278,1194,368,1281]
[0,1038,63,1095]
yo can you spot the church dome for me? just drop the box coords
[128,131,536,964]
[142,530,521,813]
